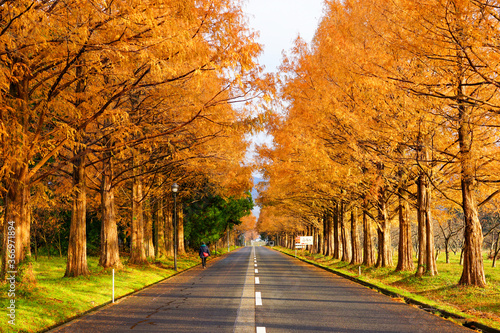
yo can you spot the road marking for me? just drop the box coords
[255,277,260,284]
[257,327,266,333]
[254,263,257,267]
[255,269,258,273]
[234,248,256,332]
[255,292,262,305]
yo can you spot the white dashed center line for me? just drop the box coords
[253,250,265,333]
[255,292,262,306]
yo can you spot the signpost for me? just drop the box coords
[295,236,314,257]
[300,236,313,245]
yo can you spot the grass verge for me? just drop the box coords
[1,246,237,333]
[275,246,500,332]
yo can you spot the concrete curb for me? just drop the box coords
[275,247,500,333]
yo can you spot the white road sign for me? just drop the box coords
[295,236,313,248]
[299,236,313,245]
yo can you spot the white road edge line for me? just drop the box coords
[255,292,262,306]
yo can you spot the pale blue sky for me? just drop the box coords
[243,0,325,161]
[242,0,325,218]
[244,0,324,74]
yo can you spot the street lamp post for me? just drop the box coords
[171,183,179,271]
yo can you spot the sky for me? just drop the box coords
[241,0,325,218]
[243,0,324,74]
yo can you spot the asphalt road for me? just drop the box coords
[253,247,471,333]
[50,246,473,333]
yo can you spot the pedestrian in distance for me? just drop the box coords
[199,242,210,268]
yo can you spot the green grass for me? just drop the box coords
[0,248,238,333]
[278,247,500,330]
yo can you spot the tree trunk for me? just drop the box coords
[333,203,342,259]
[321,213,328,256]
[1,70,34,281]
[65,151,90,277]
[424,184,438,276]
[165,200,174,256]
[317,224,323,255]
[459,173,485,286]
[362,206,376,267]
[492,232,500,268]
[315,227,321,254]
[324,212,333,256]
[304,225,314,253]
[2,165,32,280]
[144,199,155,259]
[350,206,362,265]
[415,174,427,277]
[457,100,486,287]
[65,59,90,277]
[340,200,351,262]
[376,185,393,267]
[130,164,147,265]
[33,220,38,261]
[445,238,450,264]
[177,203,186,255]
[155,196,166,258]
[396,182,414,271]
[99,155,121,268]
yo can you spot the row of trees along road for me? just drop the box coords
[256,0,500,287]
[0,0,264,280]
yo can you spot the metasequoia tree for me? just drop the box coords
[257,5,403,267]
[257,0,492,286]
[0,0,147,277]
[1,0,262,278]
[382,0,500,286]
[256,0,500,288]
[0,0,91,278]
